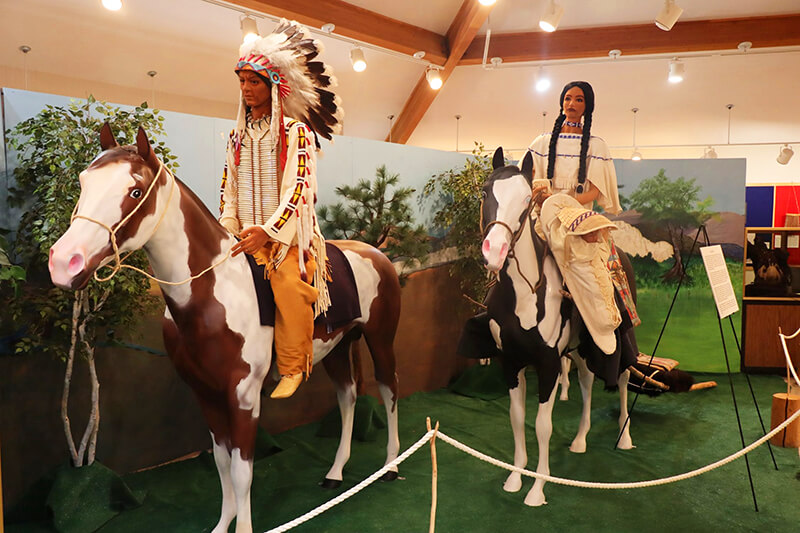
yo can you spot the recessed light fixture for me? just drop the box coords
[539,0,564,33]
[534,67,551,92]
[426,67,443,90]
[668,59,685,84]
[350,47,367,72]
[102,0,122,11]
[777,145,794,165]
[655,0,683,31]
[413,51,426,59]
[321,23,335,33]
[241,16,259,44]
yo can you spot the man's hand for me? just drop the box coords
[231,226,270,257]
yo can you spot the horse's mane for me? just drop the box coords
[486,165,523,185]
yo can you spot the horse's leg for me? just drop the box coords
[616,368,635,450]
[569,353,594,453]
[362,333,400,481]
[226,406,260,533]
[503,368,527,493]
[320,339,357,489]
[558,354,572,401]
[524,379,559,507]
[210,431,236,533]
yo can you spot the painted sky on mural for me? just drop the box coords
[615,158,746,214]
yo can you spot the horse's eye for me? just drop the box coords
[130,189,143,199]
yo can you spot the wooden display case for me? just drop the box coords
[742,227,800,371]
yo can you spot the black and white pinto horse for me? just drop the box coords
[472,147,633,506]
[48,126,401,533]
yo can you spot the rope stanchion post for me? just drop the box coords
[427,418,440,533]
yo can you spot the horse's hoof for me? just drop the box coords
[559,392,569,401]
[569,441,587,454]
[523,491,547,507]
[503,474,522,493]
[616,441,635,451]
[319,478,342,489]
[380,471,399,482]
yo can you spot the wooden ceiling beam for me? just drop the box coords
[228,0,449,65]
[460,14,800,64]
[387,0,492,144]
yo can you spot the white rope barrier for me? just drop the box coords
[437,404,800,489]
[263,430,435,533]
[264,398,800,531]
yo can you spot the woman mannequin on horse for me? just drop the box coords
[220,22,343,399]
[529,81,638,383]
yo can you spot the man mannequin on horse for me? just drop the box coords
[219,22,343,399]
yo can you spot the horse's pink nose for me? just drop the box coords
[482,239,491,253]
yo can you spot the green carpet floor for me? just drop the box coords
[7,370,800,533]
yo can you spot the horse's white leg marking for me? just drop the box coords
[503,368,527,493]
[559,355,571,401]
[230,448,254,533]
[616,369,635,450]
[570,353,594,453]
[489,319,503,351]
[211,435,236,533]
[524,381,559,507]
[325,381,357,482]
[379,383,400,472]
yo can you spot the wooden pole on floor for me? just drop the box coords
[1,433,5,533]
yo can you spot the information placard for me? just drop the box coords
[700,245,739,319]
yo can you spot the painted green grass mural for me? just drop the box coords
[614,157,747,373]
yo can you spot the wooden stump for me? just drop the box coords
[770,393,800,447]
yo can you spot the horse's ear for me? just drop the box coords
[492,147,504,170]
[136,126,152,159]
[99,122,117,150]
[520,151,533,182]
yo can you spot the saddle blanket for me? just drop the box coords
[245,242,362,330]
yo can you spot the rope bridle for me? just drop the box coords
[71,160,231,286]
[480,188,548,296]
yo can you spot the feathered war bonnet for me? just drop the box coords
[234,19,344,164]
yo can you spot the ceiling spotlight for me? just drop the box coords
[539,1,564,33]
[413,51,426,59]
[668,59,684,83]
[350,47,367,72]
[102,0,122,11]
[426,67,443,90]
[777,144,794,165]
[631,150,642,161]
[321,23,335,33]
[655,0,683,31]
[738,41,752,53]
[702,146,718,159]
[608,49,622,60]
[490,57,503,68]
[241,16,259,44]
[479,0,497,5]
[534,67,551,92]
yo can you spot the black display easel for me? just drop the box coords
[615,224,778,512]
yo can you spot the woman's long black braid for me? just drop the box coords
[546,81,596,193]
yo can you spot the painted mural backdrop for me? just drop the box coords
[613,159,746,372]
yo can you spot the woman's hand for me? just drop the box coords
[231,226,270,256]
[532,184,551,206]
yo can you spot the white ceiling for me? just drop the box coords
[1,0,799,155]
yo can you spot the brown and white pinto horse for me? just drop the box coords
[48,125,401,533]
